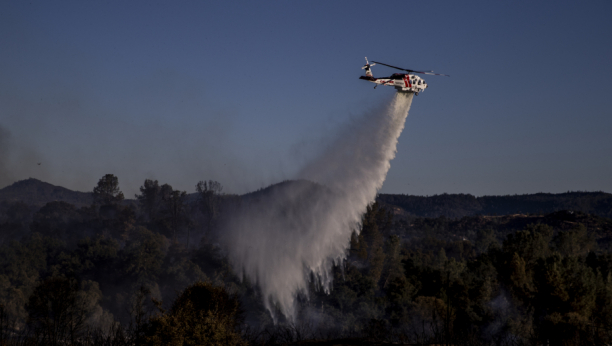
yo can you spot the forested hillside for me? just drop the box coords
[379,191,612,219]
[0,176,611,345]
[3,178,611,219]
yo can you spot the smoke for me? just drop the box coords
[0,124,49,189]
[219,92,414,320]
[0,125,11,187]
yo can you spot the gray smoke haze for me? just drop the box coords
[0,126,10,187]
[0,124,50,188]
[219,93,414,320]
[0,69,282,197]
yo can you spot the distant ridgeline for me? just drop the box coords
[1,178,611,219]
[0,178,93,207]
[378,192,612,219]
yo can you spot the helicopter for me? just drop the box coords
[359,57,449,95]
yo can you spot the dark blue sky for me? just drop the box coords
[1,1,611,196]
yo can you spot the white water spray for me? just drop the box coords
[220,92,414,320]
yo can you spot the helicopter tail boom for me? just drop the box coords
[361,57,376,77]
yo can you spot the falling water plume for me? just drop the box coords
[219,92,414,321]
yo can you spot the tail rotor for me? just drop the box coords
[362,57,376,77]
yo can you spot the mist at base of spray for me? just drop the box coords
[219,92,414,321]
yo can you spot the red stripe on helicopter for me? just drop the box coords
[403,76,411,88]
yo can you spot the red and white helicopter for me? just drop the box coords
[359,57,449,95]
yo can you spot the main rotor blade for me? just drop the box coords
[419,71,450,77]
[371,61,412,72]
[372,61,449,77]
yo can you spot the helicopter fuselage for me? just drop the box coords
[359,57,447,95]
[360,73,428,94]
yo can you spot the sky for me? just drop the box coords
[1,1,611,197]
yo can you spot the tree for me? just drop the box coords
[349,231,365,259]
[381,235,403,287]
[509,252,532,300]
[475,228,498,254]
[0,202,33,244]
[533,254,597,344]
[30,201,81,240]
[159,242,207,298]
[26,277,100,345]
[121,227,167,284]
[144,281,245,346]
[195,180,223,236]
[139,183,190,242]
[503,224,553,268]
[128,285,159,343]
[553,224,595,258]
[76,235,120,284]
[408,296,454,343]
[360,203,387,284]
[161,189,189,242]
[136,179,162,222]
[355,231,369,261]
[93,174,124,206]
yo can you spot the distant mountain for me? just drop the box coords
[0,178,93,207]
[2,178,611,220]
[240,179,332,200]
[239,180,612,220]
[378,192,612,219]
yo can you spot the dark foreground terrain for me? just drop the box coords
[1,177,611,345]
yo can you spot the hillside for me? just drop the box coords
[391,210,612,248]
[1,178,612,344]
[378,191,612,219]
[2,178,611,220]
[0,178,93,207]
